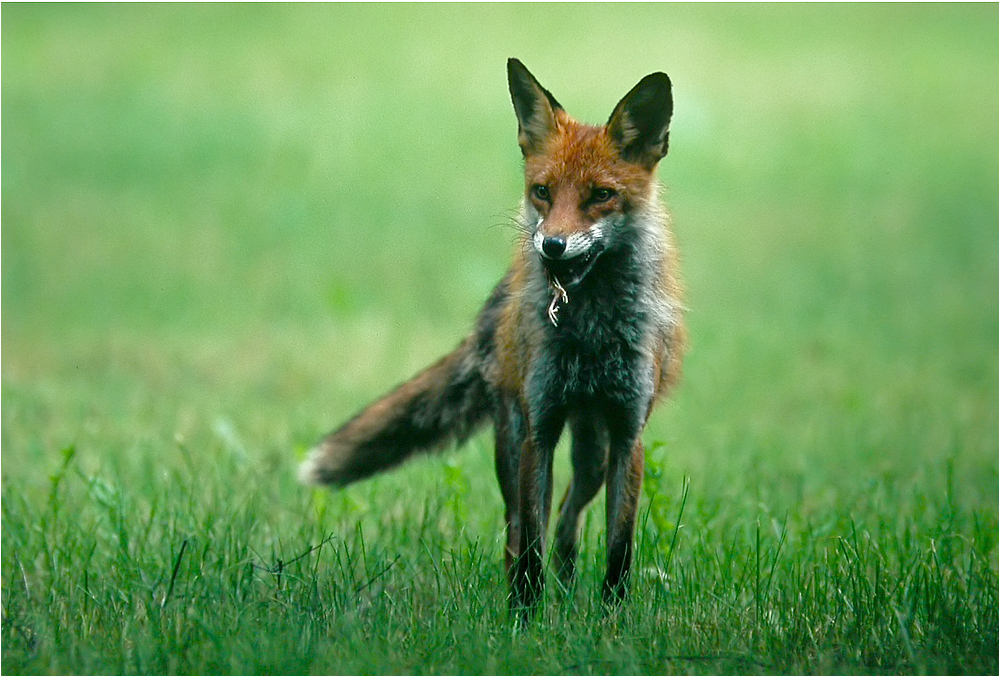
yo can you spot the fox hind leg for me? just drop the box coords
[554,413,608,590]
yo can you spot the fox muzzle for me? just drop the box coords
[532,223,604,261]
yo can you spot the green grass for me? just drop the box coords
[2,4,997,674]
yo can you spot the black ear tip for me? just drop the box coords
[642,72,672,92]
[507,59,529,86]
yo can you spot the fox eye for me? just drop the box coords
[591,187,615,203]
[531,184,550,201]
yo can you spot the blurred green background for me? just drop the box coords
[1,4,997,671]
[4,3,995,497]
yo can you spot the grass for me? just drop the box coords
[2,4,997,674]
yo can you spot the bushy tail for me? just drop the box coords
[299,335,492,487]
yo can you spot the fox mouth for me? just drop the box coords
[540,245,603,288]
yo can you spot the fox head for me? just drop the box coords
[507,58,673,287]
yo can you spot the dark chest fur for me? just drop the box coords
[533,249,655,403]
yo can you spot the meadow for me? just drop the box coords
[2,4,997,674]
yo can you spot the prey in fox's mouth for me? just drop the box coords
[540,244,604,289]
[532,227,605,288]
[532,227,605,326]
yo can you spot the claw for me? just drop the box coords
[547,275,569,327]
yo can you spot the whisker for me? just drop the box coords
[487,209,534,250]
[490,209,532,236]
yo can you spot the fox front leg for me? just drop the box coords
[603,437,644,603]
[494,397,525,589]
[511,406,564,618]
[601,394,651,605]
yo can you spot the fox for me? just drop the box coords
[300,58,685,616]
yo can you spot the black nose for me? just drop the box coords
[542,236,567,259]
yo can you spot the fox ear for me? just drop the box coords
[607,72,673,169]
[507,58,562,156]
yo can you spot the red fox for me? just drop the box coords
[300,59,685,616]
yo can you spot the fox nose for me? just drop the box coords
[541,236,567,259]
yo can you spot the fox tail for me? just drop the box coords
[298,335,492,486]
